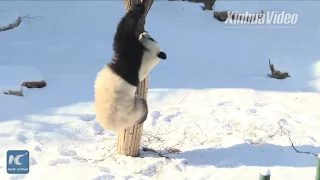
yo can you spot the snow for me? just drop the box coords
[260,168,271,176]
[0,1,320,180]
[311,60,320,91]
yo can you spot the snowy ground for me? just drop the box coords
[1,1,320,180]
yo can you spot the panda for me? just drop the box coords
[94,3,167,132]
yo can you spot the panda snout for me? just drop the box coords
[157,52,167,60]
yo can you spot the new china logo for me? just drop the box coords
[7,150,30,174]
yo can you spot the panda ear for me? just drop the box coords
[157,52,167,60]
[139,32,147,40]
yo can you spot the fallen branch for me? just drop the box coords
[141,146,171,159]
[167,147,181,153]
[3,89,23,96]
[214,10,264,22]
[2,80,47,97]
[0,14,44,32]
[21,80,47,88]
[268,59,290,79]
[0,16,21,32]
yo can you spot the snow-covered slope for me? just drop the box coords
[0,1,320,180]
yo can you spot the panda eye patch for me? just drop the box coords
[148,37,155,42]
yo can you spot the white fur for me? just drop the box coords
[138,32,162,81]
[94,66,145,131]
[94,32,162,131]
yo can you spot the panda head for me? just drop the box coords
[138,31,167,60]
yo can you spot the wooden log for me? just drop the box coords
[117,0,154,157]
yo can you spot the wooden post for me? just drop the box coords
[259,168,271,180]
[117,0,154,157]
[316,153,320,180]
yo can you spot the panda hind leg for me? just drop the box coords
[136,96,148,124]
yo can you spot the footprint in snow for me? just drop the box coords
[34,144,42,152]
[10,175,25,180]
[151,111,161,126]
[246,108,257,114]
[123,176,135,180]
[163,112,182,122]
[15,132,29,144]
[48,158,70,166]
[217,101,232,106]
[93,122,106,135]
[254,101,268,107]
[92,174,115,180]
[151,111,161,120]
[30,157,37,165]
[33,141,44,152]
[99,167,111,173]
[58,145,77,157]
[175,160,187,172]
[79,114,96,121]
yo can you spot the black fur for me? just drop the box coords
[148,37,155,42]
[108,3,146,87]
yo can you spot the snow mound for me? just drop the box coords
[309,60,320,92]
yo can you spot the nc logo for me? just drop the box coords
[7,150,30,174]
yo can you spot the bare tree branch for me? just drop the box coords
[288,137,318,157]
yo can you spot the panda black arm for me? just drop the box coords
[113,4,146,53]
[109,3,146,87]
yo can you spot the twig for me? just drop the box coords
[245,120,319,157]
[141,146,170,159]
[0,14,45,32]
[22,14,45,20]
[143,130,165,142]
[169,139,185,149]
[193,122,208,138]
[178,92,189,103]
[288,137,318,157]
[276,121,318,156]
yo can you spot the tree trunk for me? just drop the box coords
[117,0,154,157]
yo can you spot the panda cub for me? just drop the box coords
[94,3,167,132]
